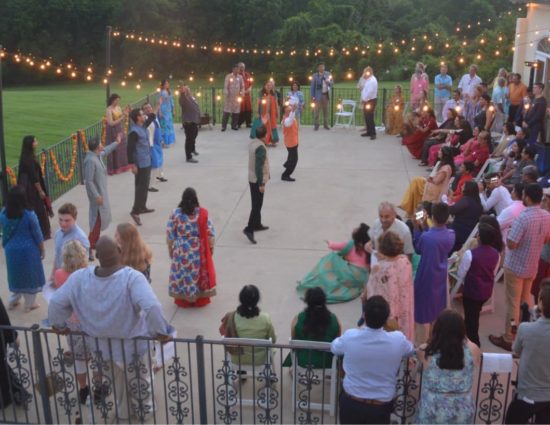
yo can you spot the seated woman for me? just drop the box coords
[296,224,370,303]
[498,140,525,180]
[361,231,415,341]
[448,161,476,204]
[452,126,480,166]
[403,107,438,159]
[385,85,404,135]
[399,146,456,217]
[473,94,496,133]
[416,310,480,424]
[427,116,473,166]
[419,108,458,166]
[288,287,341,368]
[220,285,277,366]
[449,181,484,253]
[492,122,517,159]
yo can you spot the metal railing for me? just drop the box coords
[0,325,520,424]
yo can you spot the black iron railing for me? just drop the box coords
[0,325,520,424]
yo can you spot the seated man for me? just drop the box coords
[502,145,537,187]
[331,296,414,424]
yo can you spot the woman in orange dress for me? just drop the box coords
[257,81,279,146]
[385,85,404,135]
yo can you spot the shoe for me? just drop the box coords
[488,334,512,352]
[148,187,159,192]
[231,127,239,131]
[254,225,269,231]
[370,135,376,140]
[418,162,428,166]
[246,125,252,128]
[140,208,155,214]
[221,127,227,132]
[281,175,296,182]
[361,133,369,137]
[242,228,256,244]
[186,158,198,163]
[8,301,20,310]
[156,176,168,182]
[130,213,142,226]
[24,304,40,313]
[79,386,90,404]
[323,126,330,130]
[192,151,199,156]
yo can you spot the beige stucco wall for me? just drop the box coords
[512,3,550,80]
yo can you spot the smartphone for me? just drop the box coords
[415,211,425,220]
[490,177,498,184]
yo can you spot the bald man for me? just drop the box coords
[49,235,170,421]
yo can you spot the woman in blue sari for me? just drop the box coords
[297,224,371,303]
[0,186,46,312]
[159,80,176,146]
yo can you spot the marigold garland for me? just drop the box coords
[101,117,107,146]
[49,134,78,182]
[40,152,46,176]
[79,129,89,152]
[6,167,17,186]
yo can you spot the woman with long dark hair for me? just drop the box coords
[167,187,216,307]
[416,310,480,424]
[449,180,484,252]
[17,135,51,239]
[0,186,46,312]
[297,223,371,303]
[289,287,341,368]
[105,93,131,175]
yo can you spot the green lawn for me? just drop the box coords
[3,79,406,166]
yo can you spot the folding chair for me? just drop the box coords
[334,99,356,128]
[289,339,337,417]
[475,159,491,181]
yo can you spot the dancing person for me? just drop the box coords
[385,85,404,135]
[310,62,333,131]
[48,236,172,421]
[84,135,121,259]
[449,180,484,253]
[256,80,279,146]
[416,310,481,424]
[127,107,157,226]
[17,135,51,239]
[116,223,153,283]
[105,93,131,175]
[0,186,46,312]
[297,223,370,303]
[331,296,415,425]
[287,287,341,368]
[413,202,455,342]
[434,64,453,123]
[143,102,167,187]
[489,184,550,351]
[167,188,216,308]
[505,280,550,424]
[222,64,244,131]
[410,62,429,111]
[243,124,270,244]
[362,231,415,341]
[281,98,299,182]
[179,85,201,163]
[159,80,176,146]
[457,223,500,347]
[360,66,378,139]
[51,203,90,280]
[238,62,253,128]
[286,81,305,123]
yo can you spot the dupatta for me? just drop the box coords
[197,208,216,291]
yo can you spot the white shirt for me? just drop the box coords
[331,327,414,401]
[497,200,526,240]
[283,110,296,128]
[458,74,482,98]
[457,249,501,282]
[481,186,513,215]
[369,218,414,255]
[442,98,465,119]
[361,76,378,102]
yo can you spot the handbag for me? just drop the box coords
[219,311,242,355]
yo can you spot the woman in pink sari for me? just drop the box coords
[410,63,429,110]
[167,188,216,308]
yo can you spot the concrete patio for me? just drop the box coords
[1,123,509,353]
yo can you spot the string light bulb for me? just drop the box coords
[121,81,126,86]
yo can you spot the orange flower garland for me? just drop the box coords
[40,152,46,176]
[79,129,89,152]
[6,167,17,186]
[101,117,107,146]
[49,133,78,182]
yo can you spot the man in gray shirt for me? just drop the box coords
[505,280,550,423]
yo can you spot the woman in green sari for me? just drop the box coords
[297,224,370,303]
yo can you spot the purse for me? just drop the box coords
[219,311,242,355]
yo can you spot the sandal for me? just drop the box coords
[24,304,40,313]
[8,301,20,310]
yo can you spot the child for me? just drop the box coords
[281,98,299,182]
[115,222,153,283]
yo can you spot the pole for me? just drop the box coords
[0,45,9,202]
[105,26,112,106]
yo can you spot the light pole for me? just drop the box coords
[0,45,10,201]
[106,26,112,106]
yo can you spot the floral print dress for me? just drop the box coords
[167,207,215,302]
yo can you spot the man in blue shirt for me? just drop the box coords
[434,64,453,123]
[52,203,90,278]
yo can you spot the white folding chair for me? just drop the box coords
[334,99,356,128]
[475,159,491,181]
[289,339,337,417]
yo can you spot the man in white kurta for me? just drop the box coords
[48,236,171,421]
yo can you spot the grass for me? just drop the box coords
[2,78,406,166]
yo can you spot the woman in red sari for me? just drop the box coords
[167,188,216,308]
[402,107,438,159]
[257,80,279,146]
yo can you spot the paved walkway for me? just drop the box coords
[1,123,508,352]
